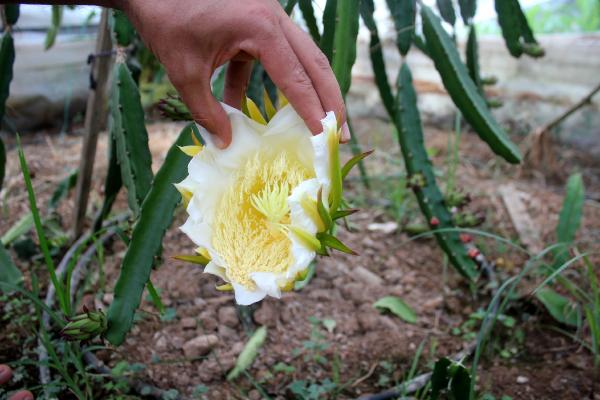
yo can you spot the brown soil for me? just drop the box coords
[1,117,599,400]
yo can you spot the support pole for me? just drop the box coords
[72,9,112,239]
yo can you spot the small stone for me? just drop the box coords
[254,301,278,326]
[308,289,337,301]
[218,324,237,341]
[194,298,207,307]
[367,221,398,234]
[357,309,381,331]
[155,335,168,352]
[175,373,190,387]
[181,317,197,329]
[248,389,261,400]
[218,306,239,328]
[172,336,185,349]
[102,293,114,305]
[516,376,529,384]
[340,282,372,304]
[182,334,219,358]
[423,296,444,312]
[352,266,384,286]
[199,311,218,332]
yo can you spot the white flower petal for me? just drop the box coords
[232,282,267,306]
[287,236,316,279]
[288,178,320,234]
[204,261,228,281]
[250,272,282,299]
[310,111,337,199]
[195,103,265,171]
[180,218,211,249]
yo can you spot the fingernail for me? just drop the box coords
[212,134,226,149]
[341,122,350,143]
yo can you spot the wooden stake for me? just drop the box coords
[72,9,112,239]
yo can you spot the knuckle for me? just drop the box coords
[248,5,280,31]
[314,51,331,71]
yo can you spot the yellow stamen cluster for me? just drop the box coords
[250,183,290,224]
[212,151,314,289]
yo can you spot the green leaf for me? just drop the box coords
[360,0,395,118]
[106,124,195,345]
[110,63,154,216]
[373,296,417,323]
[318,232,356,255]
[93,134,122,232]
[495,0,544,58]
[430,357,451,400]
[332,0,360,96]
[0,242,23,292]
[111,9,136,47]
[466,25,481,90]
[48,169,78,210]
[450,363,472,400]
[556,173,584,245]
[536,288,579,327]
[294,262,315,291]
[331,208,358,220]
[298,0,321,43]
[146,280,165,314]
[1,212,33,246]
[227,326,268,381]
[553,173,584,268]
[320,0,338,63]
[0,136,5,191]
[0,32,16,124]
[44,5,63,50]
[395,63,478,279]
[316,187,333,231]
[436,0,456,26]
[341,150,374,180]
[5,4,20,25]
[386,0,416,56]
[17,136,66,311]
[421,5,521,164]
[457,0,476,25]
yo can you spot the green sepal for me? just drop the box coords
[289,226,322,252]
[317,187,333,232]
[341,149,374,180]
[328,130,343,213]
[60,309,107,341]
[331,208,359,220]
[173,254,210,266]
[317,232,357,255]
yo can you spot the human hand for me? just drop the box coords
[119,0,348,148]
[0,365,34,400]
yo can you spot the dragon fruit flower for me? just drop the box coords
[175,97,365,305]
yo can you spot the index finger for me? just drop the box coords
[281,19,346,128]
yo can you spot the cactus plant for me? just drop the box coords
[106,124,195,345]
[395,63,478,279]
[421,5,521,163]
[109,62,154,216]
[495,0,544,58]
[386,0,416,56]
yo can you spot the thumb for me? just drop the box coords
[180,79,232,149]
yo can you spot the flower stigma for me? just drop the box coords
[212,151,314,290]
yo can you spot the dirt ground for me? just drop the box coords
[1,115,600,400]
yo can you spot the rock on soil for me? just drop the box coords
[217,306,239,328]
[182,334,219,358]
